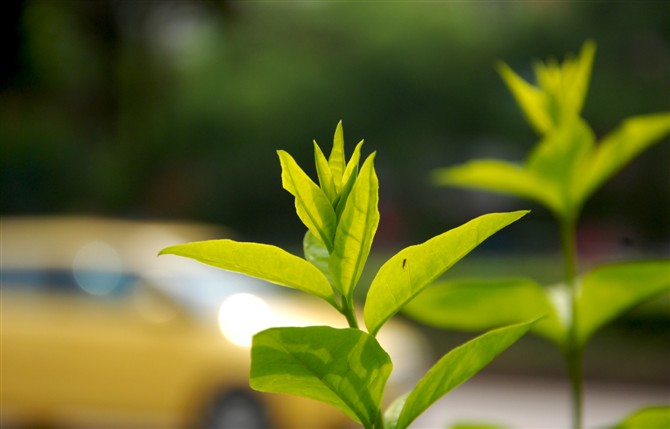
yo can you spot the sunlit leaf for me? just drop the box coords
[574,112,670,208]
[364,211,529,336]
[335,140,365,218]
[159,239,337,308]
[251,326,392,428]
[402,278,562,344]
[330,154,379,297]
[330,120,346,189]
[314,140,337,204]
[610,405,670,429]
[278,150,337,250]
[392,320,537,429]
[433,160,562,216]
[576,260,670,345]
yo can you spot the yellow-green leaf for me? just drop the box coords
[364,211,529,336]
[278,150,337,250]
[574,112,670,208]
[392,320,537,429]
[251,326,392,428]
[576,260,670,346]
[314,140,337,204]
[330,120,346,189]
[159,239,337,308]
[434,160,562,216]
[330,153,379,297]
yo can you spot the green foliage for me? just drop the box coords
[403,260,670,349]
[435,41,670,221]
[161,122,534,428]
[364,211,528,336]
[610,405,670,429]
[251,326,392,427]
[413,41,670,429]
[384,319,537,429]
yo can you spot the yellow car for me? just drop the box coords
[1,216,429,429]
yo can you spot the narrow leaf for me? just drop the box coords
[394,319,537,429]
[562,40,596,117]
[330,153,379,297]
[335,140,365,218]
[278,150,337,250]
[251,326,392,428]
[574,112,670,208]
[159,239,337,308]
[434,160,562,216]
[314,141,337,204]
[576,260,670,345]
[364,211,529,336]
[330,120,346,189]
[497,61,552,134]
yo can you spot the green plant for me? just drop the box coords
[404,41,670,429]
[160,122,539,429]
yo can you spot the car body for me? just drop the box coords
[1,216,429,429]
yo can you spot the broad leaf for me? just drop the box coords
[574,112,670,208]
[159,239,337,308]
[278,150,337,250]
[330,120,346,188]
[313,141,337,204]
[402,278,562,344]
[330,154,379,297]
[433,160,562,216]
[364,211,529,336]
[251,326,392,428]
[610,405,670,429]
[391,320,537,429]
[576,260,670,346]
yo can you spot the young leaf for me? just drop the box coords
[330,153,379,298]
[610,405,670,429]
[303,231,333,284]
[278,150,337,250]
[364,210,529,336]
[496,61,552,134]
[159,239,337,308]
[576,260,670,346]
[433,160,562,216]
[390,319,537,429]
[335,140,365,218]
[313,140,337,204]
[573,112,670,208]
[330,120,346,189]
[251,326,392,428]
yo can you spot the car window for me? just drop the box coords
[1,269,136,298]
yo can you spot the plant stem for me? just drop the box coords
[560,217,583,429]
[342,295,359,329]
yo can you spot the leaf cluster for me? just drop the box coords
[161,122,538,428]
[410,41,670,428]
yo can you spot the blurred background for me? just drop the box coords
[1,1,669,428]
